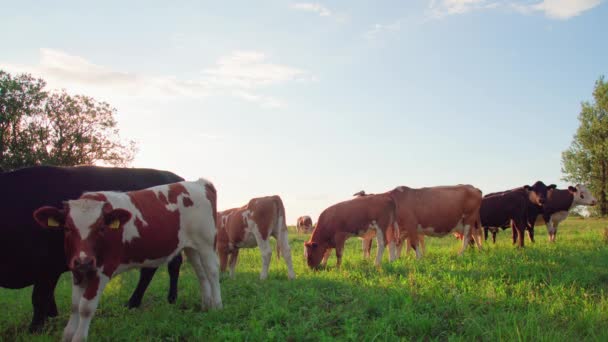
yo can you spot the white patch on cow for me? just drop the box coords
[573,184,597,206]
[79,251,87,259]
[68,199,105,240]
[237,210,258,248]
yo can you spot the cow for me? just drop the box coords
[353,190,425,259]
[296,216,313,234]
[216,195,295,280]
[0,165,184,332]
[536,184,597,242]
[480,181,555,247]
[304,193,396,269]
[388,185,484,257]
[33,179,222,342]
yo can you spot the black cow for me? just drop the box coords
[0,165,184,332]
[480,181,555,247]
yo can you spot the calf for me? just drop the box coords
[305,193,396,269]
[296,216,313,234]
[216,196,295,280]
[33,180,222,342]
[480,181,555,247]
[536,184,597,242]
[388,184,483,257]
[0,165,184,332]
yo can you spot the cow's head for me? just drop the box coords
[524,181,556,206]
[304,240,327,269]
[33,200,131,276]
[569,184,597,206]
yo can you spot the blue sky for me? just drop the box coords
[1,0,606,223]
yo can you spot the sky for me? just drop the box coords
[1,0,607,224]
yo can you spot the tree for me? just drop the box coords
[0,70,136,170]
[562,76,608,216]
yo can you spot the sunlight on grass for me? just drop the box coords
[1,218,607,341]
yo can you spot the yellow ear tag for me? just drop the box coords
[47,217,60,227]
[109,219,121,229]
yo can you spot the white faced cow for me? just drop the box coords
[537,184,597,242]
[33,179,222,342]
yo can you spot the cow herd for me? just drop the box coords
[0,165,598,342]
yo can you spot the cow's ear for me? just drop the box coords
[104,209,132,229]
[304,241,318,248]
[548,184,557,190]
[568,186,577,193]
[523,185,532,191]
[33,206,65,229]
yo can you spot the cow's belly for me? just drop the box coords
[550,211,569,225]
[416,219,467,237]
[236,230,258,248]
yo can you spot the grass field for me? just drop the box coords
[1,218,607,341]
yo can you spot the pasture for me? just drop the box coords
[1,218,607,341]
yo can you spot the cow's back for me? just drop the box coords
[480,188,527,227]
[312,194,395,241]
[389,185,481,232]
[0,165,183,289]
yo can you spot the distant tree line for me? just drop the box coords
[562,76,608,216]
[0,70,136,171]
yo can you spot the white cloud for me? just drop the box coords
[428,0,603,19]
[528,0,603,19]
[364,21,402,40]
[291,2,332,17]
[0,49,311,108]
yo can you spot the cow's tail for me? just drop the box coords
[274,196,288,260]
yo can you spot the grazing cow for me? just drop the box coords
[33,179,222,342]
[304,193,396,269]
[296,216,313,233]
[480,181,555,247]
[536,184,597,242]
[216,196,295,280]
[0,165,184,332]
[388,185,483,257]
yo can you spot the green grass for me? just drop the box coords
[2,218,608,341]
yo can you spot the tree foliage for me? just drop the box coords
[562,76,608,216]
[0,70,135,171]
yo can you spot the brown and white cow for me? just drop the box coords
[536,184,597,242]
[216,195,295,280]
[304,193,396,269]
[389,184,484,257]
[296,216,313,234]
[33,180,222,342]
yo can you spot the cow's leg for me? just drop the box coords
[277,229,295,280]
[63,277,85,342]
[492,229,497,243]
[484,226,489,241]
[513,220,526,248]
[458,224,472,255]
[254,235,272,280]
[321,248,331,267]
[228,249,239,278]
[512,223,518,245]
[67,274,109,342]
[30,272,61,332]
[374,228,386,266]
[127,267,158,308]
[362,237,372,259]
[527,226,535,243]
[547,220,557,242]
[167,254,182,303]
[335,237,347,269]
[197,249,223,310]
[184,248,214,310]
